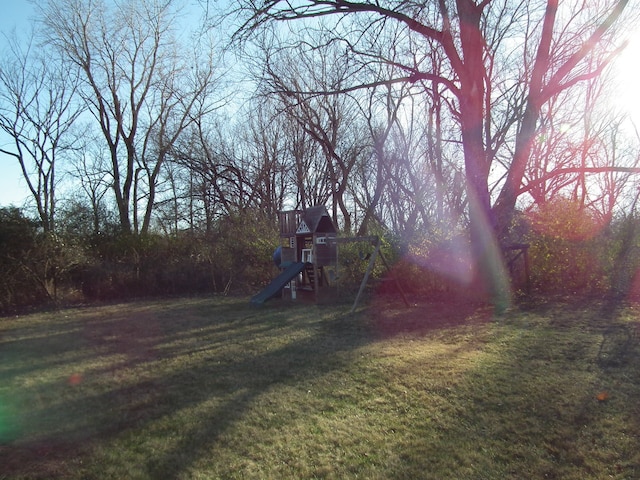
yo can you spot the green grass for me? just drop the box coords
[1,295,640,479]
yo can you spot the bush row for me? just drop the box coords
[2,203,640,314]
[0,208,280,314]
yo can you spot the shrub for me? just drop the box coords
[525,198,609,295]
[207,209,280,293]
[0,208,45,312]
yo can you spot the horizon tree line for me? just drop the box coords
[0,0,638,255]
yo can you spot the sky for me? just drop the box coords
[0,0,213,209]
[0,2,639,209]
[0,1,35,208]
[613,33,640,127]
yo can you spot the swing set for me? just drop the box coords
[251,206,409,312]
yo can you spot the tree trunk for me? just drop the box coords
[457,0,510,309]
[493,0,557,241]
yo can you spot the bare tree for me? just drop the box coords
[284,111,327,210]
[257,40,370,233]
[0,35,83,232]
[519,63,640,226]
[241,105,297,216]
[493,0,631,235]
[233,0,632,304]
[68,130,114,234]
[41,0,223,234]
[168,114,285,230]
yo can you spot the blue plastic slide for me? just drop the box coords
[250,262,306,305]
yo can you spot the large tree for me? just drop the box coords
[0,35,83,232]
[233,0,632,304]
[41,0,223,234]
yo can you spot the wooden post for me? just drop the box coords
[313,261,319,303]
[351,237,381,313]
[523,246,531,294]
[505,243,530,294]
[377,249,410,308]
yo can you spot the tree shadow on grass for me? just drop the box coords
[6,297,639,478]
[369,296,496,339]
[0,298,377,479]
[392,301,640,479]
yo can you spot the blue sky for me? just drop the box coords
[0,1,34,33]
[0,1,35,207]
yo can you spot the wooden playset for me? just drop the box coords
[251,205,408,311]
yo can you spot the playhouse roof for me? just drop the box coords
[296,205,337,235]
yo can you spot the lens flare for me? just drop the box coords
[0,395,20,443]
[68,373,83,386]
[409,235,474,286]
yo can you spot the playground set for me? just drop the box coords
[251,205,408,311]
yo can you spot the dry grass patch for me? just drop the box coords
[1,296,640,479]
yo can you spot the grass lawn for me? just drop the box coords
[1,294,640,479]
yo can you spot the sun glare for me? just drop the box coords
[612,32,640,127]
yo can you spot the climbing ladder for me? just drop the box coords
[303,264,324,290]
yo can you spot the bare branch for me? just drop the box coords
[519,166,640,197]
[542,0,630,101]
